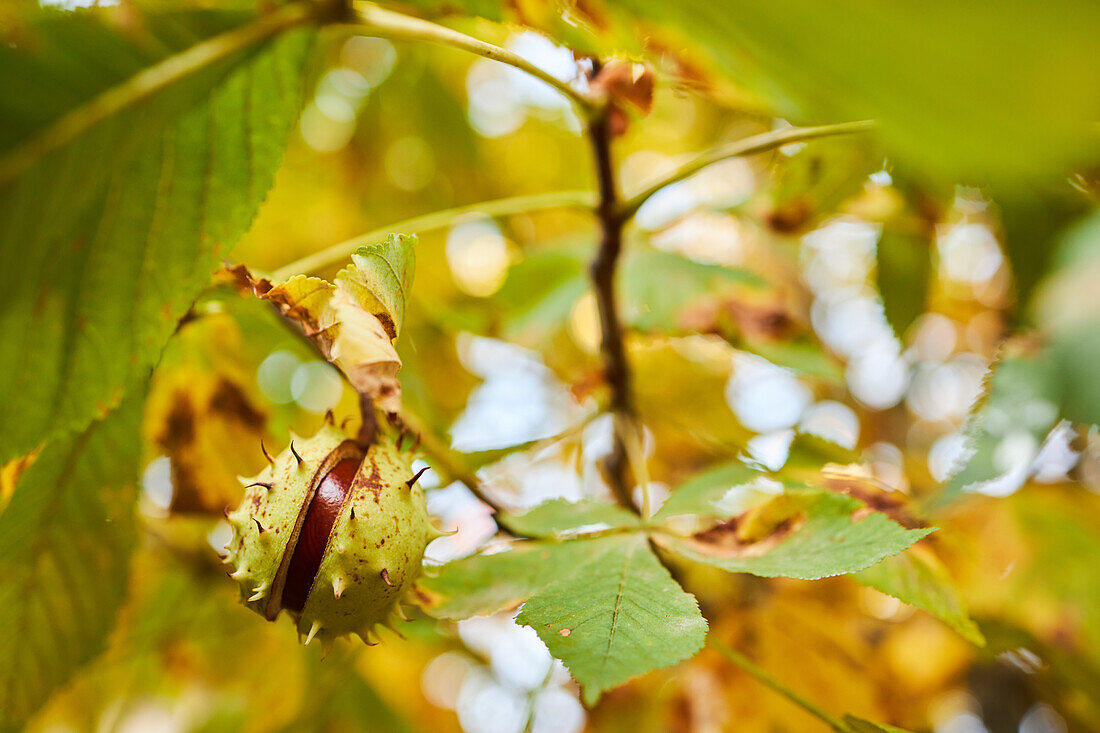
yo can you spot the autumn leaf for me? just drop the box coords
[250,237,417,414]
[656,488,933,580]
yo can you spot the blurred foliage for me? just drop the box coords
[2,0,1100,731]
[0,6,315,466]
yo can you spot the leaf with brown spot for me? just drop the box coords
[145,368,269,514]
[656,488,932,580]
[251,269,404,413]
[819,466,924,529]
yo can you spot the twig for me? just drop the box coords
[709,638,850,733]
[0,2,316,186]
[272,190,595,280]
[344,2,597,116]
[617,120,876,221]
[587,107,635,512]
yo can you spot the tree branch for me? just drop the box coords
[345,2,597,116]
[587,107,636,512]
[617,120,876,221]
[272,189,595,280]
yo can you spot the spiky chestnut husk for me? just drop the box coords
[223,423,439,652]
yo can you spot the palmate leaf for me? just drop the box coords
[418,540,600,620]
[0,5,315,465]
[419,535,707,704]
[655,489,932,580]
[0,395,143,728]
[261,274,402,411]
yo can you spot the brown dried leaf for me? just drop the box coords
[242,268,403,413]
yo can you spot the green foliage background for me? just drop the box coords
[2,0,1100,731]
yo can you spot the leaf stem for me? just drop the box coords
[617,120,876,221]
[709,638,850,732]
[254,294,505,512]
[0,1,316,187]
[345,2,598,115]
[272,190,595,280]
[396,408,506,514]
[587,105,636,512]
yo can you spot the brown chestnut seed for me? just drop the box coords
[282,457,360,613]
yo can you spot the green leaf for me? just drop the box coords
[609,0,1100,182]
[516,534,707,705]
[747,339,844,382]
[0,7,314,465]
[854,548,985,646]
[345,233,418,340]
[493,250,588,346]
[651,461,763,522]
[419,539,601,620]
[499,499,641,538]
[994,182,1090,312]
[421,535,708,703]
[494,248,763,344]
[762,135,881,234]
[621,250,763,332]
[1049,318,1100,426]
[0,396,143,727]
[875,226,930,339]
[931,348,1061,509]
[1009,491,1100,659]
[656,490,932,580]
[1032,208,1100,426]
